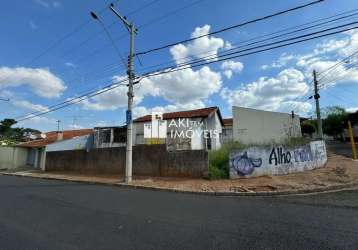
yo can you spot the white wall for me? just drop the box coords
[0,146,28,169]
[232,106,302,145]
[230,140,327,178]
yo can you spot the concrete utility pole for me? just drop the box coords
[57,120,61,132]
[313,70,323,139]
[109,4,137,183]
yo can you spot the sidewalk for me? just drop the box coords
[2,151,358,195]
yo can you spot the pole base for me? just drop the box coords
[125,176,132,183]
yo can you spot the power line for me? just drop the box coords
[58,0,206,68]
[136,10,358,74]
[64,8,358,88]
[136,0,324,56]
[16,23,357,123]
[140,23,358,78]
[24,0,121,66]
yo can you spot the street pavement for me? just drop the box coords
[1,175,358,250]
[327,141,355,158]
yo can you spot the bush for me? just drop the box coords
[208,142,247,179]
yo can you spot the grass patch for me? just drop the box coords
[208,142,247,179]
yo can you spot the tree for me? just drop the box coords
[0,118,40,143]
[301,121,316,137]
[322,106,347,138]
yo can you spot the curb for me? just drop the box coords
[1,172,358,197]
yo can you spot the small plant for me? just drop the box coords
[208,142,248,179]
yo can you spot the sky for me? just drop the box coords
[1,0,358,132]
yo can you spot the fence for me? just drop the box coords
[45,144,208,178]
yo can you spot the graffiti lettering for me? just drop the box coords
[269,147,292,166]
[231,152,262,176]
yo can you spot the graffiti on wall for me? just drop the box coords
[229,140,327,178]
[268,145,313,166]
[231,152,262,176]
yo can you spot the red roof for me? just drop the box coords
[133,107,223,124]
[223,118,233,126]
[19,129,93,148]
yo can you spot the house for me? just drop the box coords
[18,129,93,170]
[232,106,302,144]
[133,107,224,150]
[93,126,126,148]
[222,118,233,144]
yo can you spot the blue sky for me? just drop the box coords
[1,0,358,131]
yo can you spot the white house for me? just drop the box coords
[133,107,224,150]
[19,129,93,170]
[232,106,302,144]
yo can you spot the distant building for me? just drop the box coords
[232,106,302,144]
[93,126,126,148]
[18,129,93,170]
[222,118,233,144]
[133,107,224,150]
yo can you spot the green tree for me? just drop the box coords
[301,120,316,137]
[322,106,347,138]
[0,119,39,143]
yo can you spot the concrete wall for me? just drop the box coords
[0,146,28,170]
[229,140,327,178]
[45,145,208,178]
[232,106,302,145]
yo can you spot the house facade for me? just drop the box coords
[133,107,224,150]
[19,129,93,170]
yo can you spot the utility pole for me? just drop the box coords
[313,70,323,139]
[57,120,61,132]
[348,120,357,160]
[109,3,137,183]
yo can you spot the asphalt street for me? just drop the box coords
[1,175,358,250]
[327,141,355,158]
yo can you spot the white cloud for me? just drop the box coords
[133,101,205,118]
[221,60,243,79]
[52,1,61,8]
[64,62,76,68]
[13,100,49,112]
[346,107,358,113]
[35,0,49,7]
[67,124,84,130]
[81,76,155,111]
[260,53,295,70]
[142,66,221,104]
[34,0,61,8]
[29,21,38,30]
[170,25,225,64]
[80,25,224,112]
[220,68,311,114]
[16,114,57,131]
[0,67,66,98]
[82,66,221,111]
